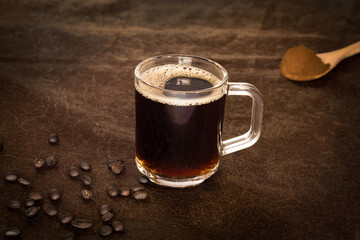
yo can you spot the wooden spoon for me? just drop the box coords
[281,41,360,81]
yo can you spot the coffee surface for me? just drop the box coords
[137,64,224,106]
[165,77,213,91]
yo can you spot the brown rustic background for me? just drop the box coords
[0,0,359,239]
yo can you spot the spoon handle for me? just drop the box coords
[317,41,360,66]
[336,41,360,58]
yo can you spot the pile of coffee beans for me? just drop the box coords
[2,133,152,239]
[66,161,96,201]
[106,158,150,200]
[98,204,124,237]
[100,204,112,215]
[4,172,32,187]
[5,190,55,222]
[33,155,57,169]
[131,186,148,200]
[106,184,149,200]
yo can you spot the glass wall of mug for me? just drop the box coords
[135,55,229,188]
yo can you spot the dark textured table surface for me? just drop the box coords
[1,0,360,239]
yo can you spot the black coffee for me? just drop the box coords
[165,77,213,91]
[135,65,225,178]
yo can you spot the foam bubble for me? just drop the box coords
[136,64,225,106]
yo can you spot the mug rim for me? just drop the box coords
[134,54,229,94]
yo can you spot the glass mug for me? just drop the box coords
[135,55,263,188]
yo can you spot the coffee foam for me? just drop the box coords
[136,64,225,106]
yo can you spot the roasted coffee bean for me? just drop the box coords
[25,206,40,217]
[101,212,114,222]
[4,227,21,237]
[29,192,43,201]
[81,175,91,186]
[0,142,3,152]
[34,158,45,168]
[100,204,112,216]
[131,186,145,193]
[81,189,93,200]
[68,167,80,178]
[49,189,60,201]
[48,133,59,145]
[60,213,74,224]
[43,203,57,216]
[7,200,21,210]
[138,176,149,184]
[99,225,113,237]
[107,159,124,174]
[118,187,130,197]
[111,161,124,174]
[24,198,35,208]
[18,177,31,186]
[111,220,124,232]
[106,186,118,198]
[79,162,91,171]
[71,219,92,229]
[46,155,57,167]
[133,191,148,200]
[4,172,18,182]
[64,232,76,240]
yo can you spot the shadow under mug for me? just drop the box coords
[135,55,263,188]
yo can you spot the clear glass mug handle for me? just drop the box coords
[221,82,264,156]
